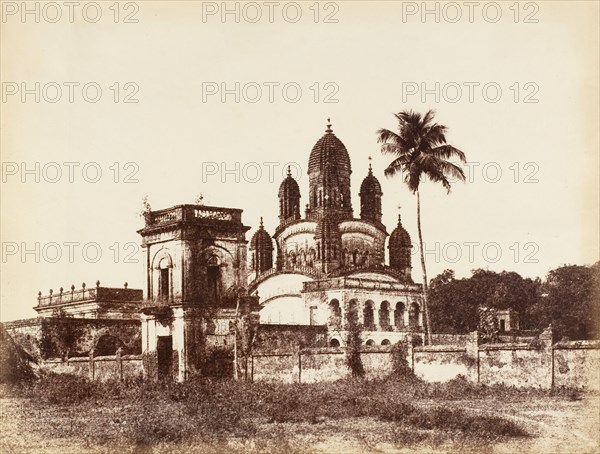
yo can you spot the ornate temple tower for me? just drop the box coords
[388,213,413,282]
[305,120,353,222]
[359,159,383,224]
[249,217,274,275]
[278,166,301,227]
[314,214,342,273]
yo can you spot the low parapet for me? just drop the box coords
[36,281,143,309]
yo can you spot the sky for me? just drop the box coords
[1,1,599,321]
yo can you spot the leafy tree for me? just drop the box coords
[529,262,600,340]
[378,110,466,344]
[429,264,599,340]
[429,269,541,334]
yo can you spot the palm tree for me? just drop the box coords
[377,110,466,345]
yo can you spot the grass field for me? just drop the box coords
[1,374,598,453]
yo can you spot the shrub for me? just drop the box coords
[345,309,365,379]
[390,340,413,378]
[31,373,98,405]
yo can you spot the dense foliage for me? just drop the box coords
[429,262,600,340]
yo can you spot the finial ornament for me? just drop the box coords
[287,165,291,177]
[259,216,264,227]
[368,155,372,173]
[326,118,332,133]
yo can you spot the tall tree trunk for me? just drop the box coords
[416,189,432,345]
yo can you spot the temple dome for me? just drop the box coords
[308,122,352,174]
[359,168,382,196]
[389,216,411,249]
[250,218,274,274]
[250,220,273,251]
[389,214,412,272]
[359,161,383,223]
[278,171,301,198]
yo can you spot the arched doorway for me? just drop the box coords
[363,300,375,329]
[394,302,405,328]
[329,299,341,328]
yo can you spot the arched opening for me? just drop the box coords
[381,339,391,346]
[365,339,375,346]
[363,300,375,329]
[206,254,221,303]
[362,251,369,266]
[394,302,405,328]
[330,338,340,347]
[379,301,391,328]
[352,249,359,266]
[329,299,341,328]
[158,257,171,301]
[409,302,420,328]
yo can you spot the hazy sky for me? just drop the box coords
[1,1,598,321]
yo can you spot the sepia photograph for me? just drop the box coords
[1,1,599,453]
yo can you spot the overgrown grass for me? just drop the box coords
[5,372,586,450]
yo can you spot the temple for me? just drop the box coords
[247,120,423,346]
[6,119,424,381]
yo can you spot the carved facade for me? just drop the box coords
[249,121,423,346]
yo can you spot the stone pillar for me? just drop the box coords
[539,325,554,389]
[141,314,158,381]
[406,339,414,371]
[172,307,186,382]
[403,308,409,327]
[418,309,424,328]
[358,302,364,326]
[388,307,394,329]
[466,330,480,383]
[141,313,149,353]
[373,306,379,331]
[116,347,123,381]
[88,350,95,381]
[291,348,301,384]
